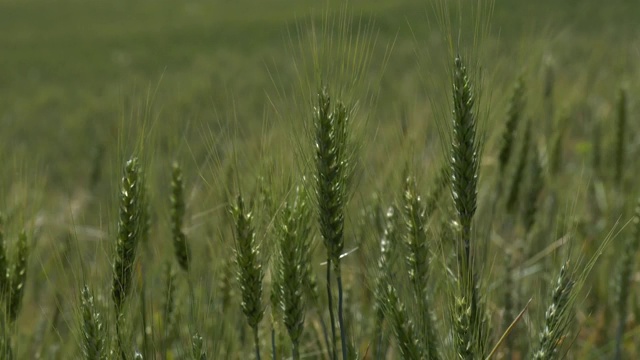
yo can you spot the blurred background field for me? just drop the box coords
[1,0,638,188]
[1,0,640,359]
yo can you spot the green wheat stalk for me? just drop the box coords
[112,157,143,314]
[170,161,190,272]
[269,241,282,360]
[449,55,488,359]
[402,175,439,360]
[231,194,265,360]
[278,185,312,360]
[373,205,399,359]
[80,285,106,360]
[450,56,479,281]
[379,281,423,359]
[7,230,28,323]
[191,333,206,360]
[531,260,575,360]
[112,157,144,360]
[162,262,176,359]
[498,75,526,176]
[313,86,353,360]
[614,196,640,360]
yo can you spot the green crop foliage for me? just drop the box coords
[0,0,638,359]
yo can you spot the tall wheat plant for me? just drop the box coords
[313,86,354,360]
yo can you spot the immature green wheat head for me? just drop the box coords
[498,75,526,176]
[80,285,105,360]
[231,194,264,360]
[402,175,439,359]
[170,161,190,272]
[112,157,144,315]
[450,56,479,264]
[449,55,489,359]
[314,87,351,270]
[7,230,28,323]
[532,261,575,360]
[313,86,353,360]
[232,194,264,328]
[277,185,312,359]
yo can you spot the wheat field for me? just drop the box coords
[0,0,639,359]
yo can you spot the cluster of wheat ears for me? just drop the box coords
[1,11,639,360]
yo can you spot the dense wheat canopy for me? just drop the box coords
[0,0,639,358]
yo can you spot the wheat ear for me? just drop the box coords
[313,87,352,360]
[80,285,105,360]
[373,206,398,359]
[112,157,144,360]
[532,261,574,360]
[231,194,264,360]
[379,281,423,359]
[112,158,143,314]
[170,161,190,272]
[498,75,526,176]
[403,175,439,359]
[450,56,489,359]
[7,230,28,323]
[278,186,312,360]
